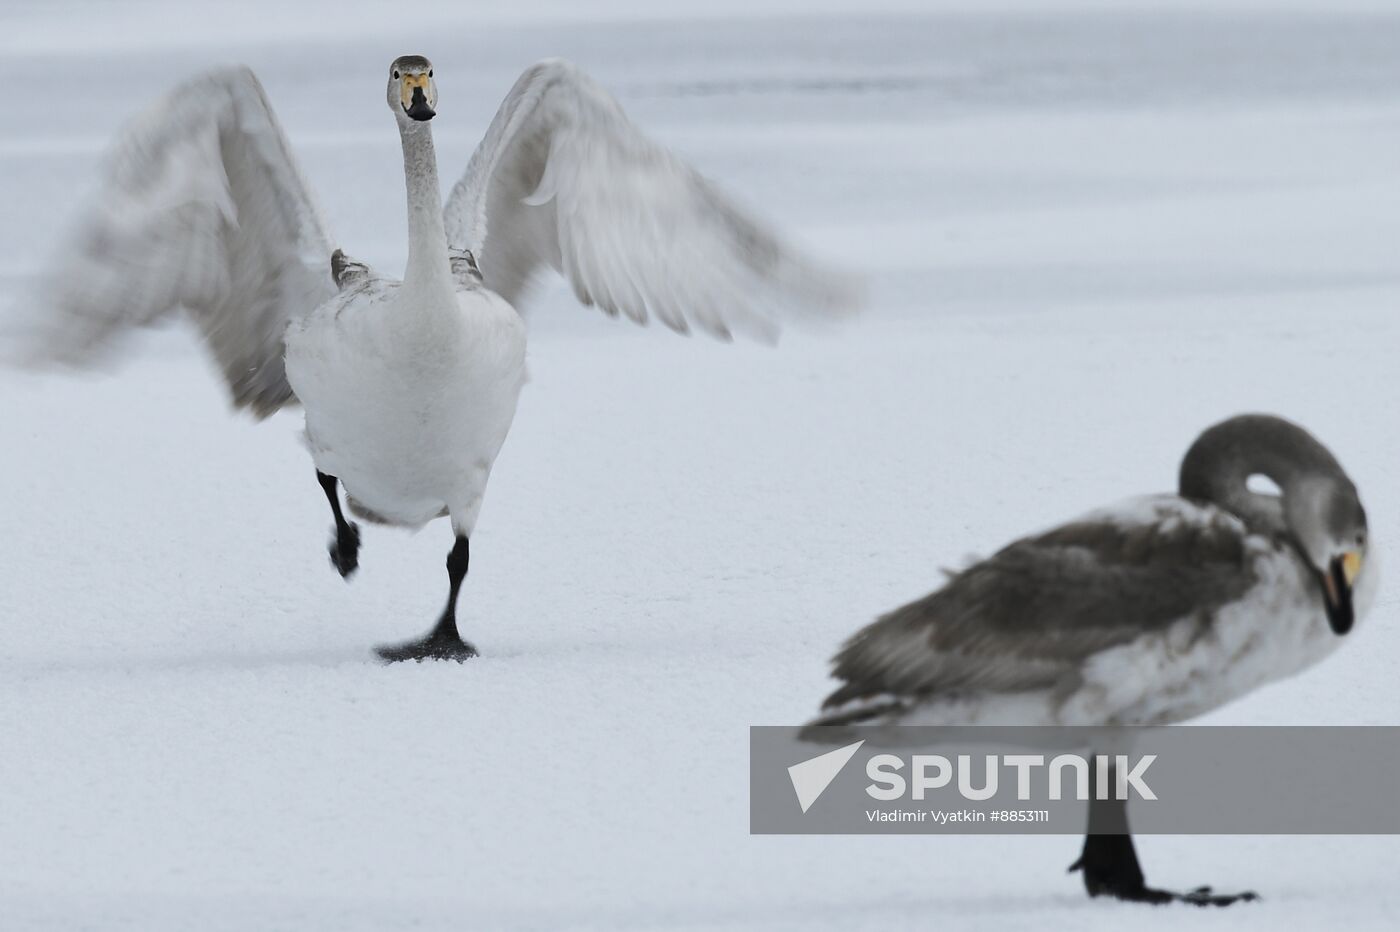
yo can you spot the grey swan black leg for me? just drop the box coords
[1069,765,1258,907]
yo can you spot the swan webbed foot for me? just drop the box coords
[328,521,361,579]
[1069,846,1258,907]
[1170,887,1260,907]
[1081,876,1258,907]
[376,617,477,663]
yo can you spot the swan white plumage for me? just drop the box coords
[19,55,860,661]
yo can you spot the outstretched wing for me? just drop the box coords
[820,497,1260,712]
[19,66,337,417]
[443,59,860,343]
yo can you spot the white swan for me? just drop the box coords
[21,55,859,661]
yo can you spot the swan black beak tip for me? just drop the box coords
[405,86,435,122]
[1322,555,1356,635]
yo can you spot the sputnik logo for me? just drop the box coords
[788,740,865,813]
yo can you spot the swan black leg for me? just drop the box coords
[376,534,478,663]
[1069,765,1258,906]
[317,470,360,579]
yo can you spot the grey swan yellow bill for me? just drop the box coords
[17,55,860,662]
[803,414,1373,905]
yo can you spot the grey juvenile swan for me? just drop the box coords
[804,414,1374,905]
[19,56,858,661]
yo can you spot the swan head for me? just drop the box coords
[1181,414,1369,636]
[388,55,436,123]
[1283,474,1368,635]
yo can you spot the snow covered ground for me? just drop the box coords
[3,1,1400,928]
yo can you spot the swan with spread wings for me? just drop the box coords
[23,55,859,661]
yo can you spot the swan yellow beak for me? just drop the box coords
[400,73,428,106]
[400,73,435,121]
[1321,550,1362,635]
[1342,550,1363,587]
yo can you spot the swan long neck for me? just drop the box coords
[1177,414,1342,534]
[1180,442,1292,534]
[397,119,453,301]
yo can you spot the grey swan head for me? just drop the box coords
[1178,413,1367,634]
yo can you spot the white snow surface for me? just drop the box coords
[3,1,1400,929]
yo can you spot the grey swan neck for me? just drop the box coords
[398,119,454,303]
[1178,414,1343,535]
